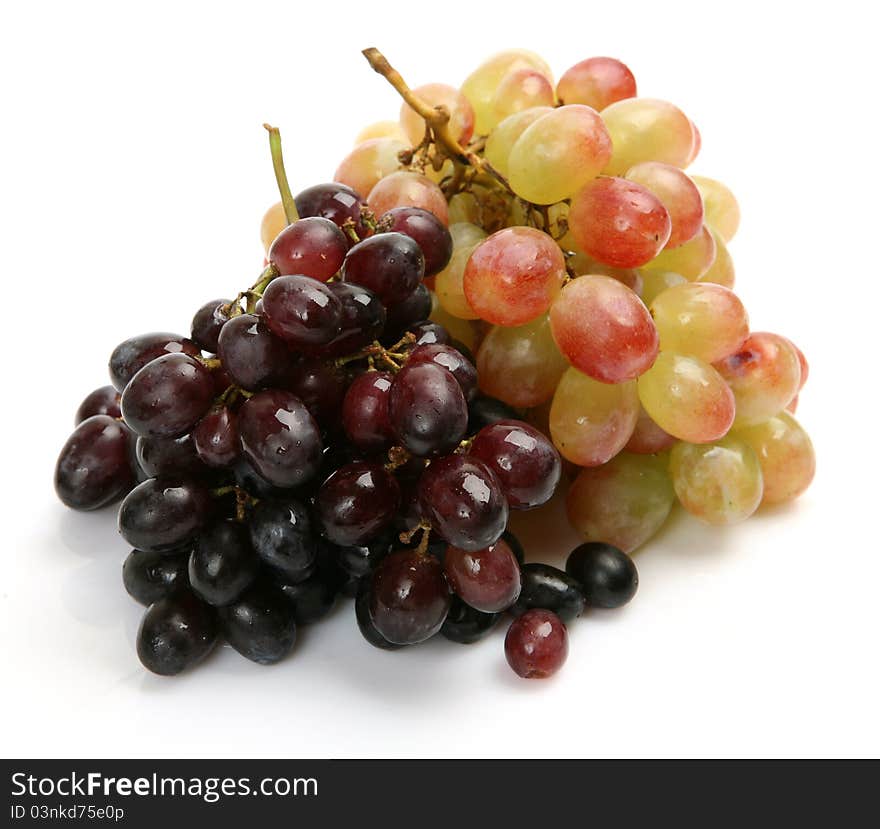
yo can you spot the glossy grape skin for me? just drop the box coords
[267,217,348,282]
[625,162,704,249]
[341,371,394,453]
[190,298,231,352]
[294,182,366,240]
[260,201,287,253]
[388,362,468,457]
[355,580,403,650]
[644,224,716,280]
[342,232,425,306]
[476,315,568,409]
[505,609,568,679]
[118,478,211,553]
[600,97,695,175]
[409,321,453,347]
[261,274,343,349]
[367,171,449,226]
[624,405,677,455]
[638,269,688,307]
[238,390,323,489]
[490,68,555,128]
[369,550,451,645]
[192,406,238,468]
[136,590,217,676]
[123,549,189,606]
[331,531,394,581]
[557,57,636,110]
[549,368,640,467]
[135,432,204,478]
[444,539,521,613]
[638,352,735,443]
[463,227,566,326]
[418,455,509,552]
[691,175,741,242]
[188,520,258,607]
[277,358,348,428]
[549,275,659,383]
[248,497,317,582]
[567,452,675,553]
[507,105,612,204]
[55,416,136,510]
[467,395,520,434]
[334,138,407,199]
[321,282,386,358]
[382,282,432,343]
[406,343,478,402]
[440,596,500,644]
[109,332,201,393]
[569,177,672,268]
[399,82,475,145]
[699,228,735,288]
[434,231,485,321]
[734,412,816,505]
[714,332,802,427]
[380,206,453,277]
[566,542,638,608]
[217,581,297,665]
[650,282,749,364]
[785,339,810,390]
[511,563,585,623]
[216,313,288,391]
[276,566,338,626]
[470,420,561,510]
[484,106,553,178]
[75,385,121,424]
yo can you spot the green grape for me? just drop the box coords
[428,296,479,352]
[698,228,735,288]
[434,222,487,320]
[484,106,553,178]
[643,224,716,280]
[691,175,741,242]
[488,68,555,131]
[639,269,687,307]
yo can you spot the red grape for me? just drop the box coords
[380,206,453,276]
[262,275,343,348]
[109,332,200,392]
[341,371,395,453]
[504,608,568,679]
[342,232,425,305]
[75,385,121,424]
[190,298,232,352]
[216,313,289,391]
[405,343,478,402]
[444,539,522,613]
[192,405,239,468]
[267,217,348,282]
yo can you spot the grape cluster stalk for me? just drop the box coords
[55,46,814,681]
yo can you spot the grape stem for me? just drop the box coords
[399,521,432,555]
[263,124,300,224]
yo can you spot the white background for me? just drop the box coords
[1,0,878,758]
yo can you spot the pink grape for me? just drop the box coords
[367,171,449,226]
[624,162,703,249]
[556,57,636,110]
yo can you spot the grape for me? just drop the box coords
[714,332,802,427]
[734,412,816,505]
[698,228,735,288]
[369,549,451,645]
[109,332,200,392]
[276,567,338,625]
[334,137,407,199]
[316,461,401,547]
[341,371,394,453]
[650,282,749,363]
[568,177,672,268]
[669,436,764,525]
[691,175,740,242]
[188,520,258,606]
[549,368,640,466]
[566,253,644,295]
[417,455,508,551]
[249,497,317,582]
[785,339,810,389]
[463,227,566,326]
[549,275,659,383]
[261,275,343,349]
[400,82,475,145]
[135,433,204,478]
[484,106,553,178]
[75,385,121,424]
[556,57,636,110]
[443,539,521,613]
[638,269,687,307]
[342,232,425,306]
[267,217,348,282]
[566,452,675,553]
[55,416,135,510]
[192,405,239,468]
[381,282,431,343]
[190,298,231,352]
[409,320,450,347]
[434,234,485,320]
[406,343,478,402]
[637,352,735,443]
[321,282,386,358]
[120,353,216,439]
[625,161,703,248]
[490,68,555,129]
[511,563,585,623]
[217,581,297,665]
[118,478,211,553]
[294,182,367,243]
[504,608,568,679]
[624,405,677,455]
[367,171,449,226]
[507,105,612,204]
[136,591,217,676]
[122,549,189,606]
[356,121,409,144]
[600,97,695,175]
[260,201,287,253]
[467,395,520,434]
[380,206,453,276]
[565,542,638,608]
[355,580,403,650]
[644,224,716,280]
[331,531,394,581]
[440,596,500,644]
[216,313,289,391]
[469,420,561,510]
[238,389,323,488]
[388,362,467,457]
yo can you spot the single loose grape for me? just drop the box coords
[334,138,407,198]
[691,175,741,242]
[399,83,475,146]
[505,609,568,679]
[565,542,638,608]
[556,57,636,110]
[367,171,449,226]
[625,161,704,249]
[484,106,553,178]
[644,224,716,280]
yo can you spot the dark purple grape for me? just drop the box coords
[190,298,232,352]
[316,461,401,546]
[75,385,121,424]
[268,217,348,282]
[317,282,386,358]
[192,406,239,468]
[276,568,338,625]
[409,320,450,347]
[120,353,215,439]
[505,609,568,679]
[511,563,585,623]
[382,282,432,344]
[355,580,403,650]
[137,590,217,676]
[135,433,204,478]
[502,530,526,566]
[342,232,425,305]
[55,415,136,510]
[277,358,348,424]
[449,339,476,365]
[238,389,323,488]
[232,458,285,499]
[331,531,394,580]
[417,455,509,552]
[440,596,500,644]
[388,362,467,457]
[467,395,520,434]
[444,539,521,613]
[369,549,450,645]
[188,520,259,607]
[380,207,453,276]
[118,478,211,553]
[109,332,201,392]
[406,343,478,402]
[262,274,343,348]
[341,371,394,453]
[216,313,289,391]
[565,542,638,609]
[123,549,189,606]
[469,420,562,509]
[295,182,367,244]
[248,497,317,582]
[217,581,297,665]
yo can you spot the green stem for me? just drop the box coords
[263,123,299,224]
[246,263,280,313]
